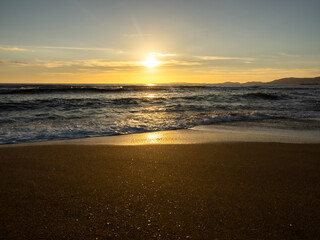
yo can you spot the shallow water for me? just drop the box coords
[0,84,319,144]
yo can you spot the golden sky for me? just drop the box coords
[1,0,320,84]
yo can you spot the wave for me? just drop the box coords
[0,98,105,111]
[0,86,125,95]
[242,92,284,100]
[0,84,207,95]
[0,110,286,144]
[1,84,318,95]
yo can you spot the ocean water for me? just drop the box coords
[0,84,319,144]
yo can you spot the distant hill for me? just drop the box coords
[221,81,241,85]
[245,81,263,85]
[220,76,320,85]
[268,76,320,85]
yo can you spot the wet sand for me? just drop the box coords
[1,143,320,239]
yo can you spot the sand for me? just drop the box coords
[1,142,320,239]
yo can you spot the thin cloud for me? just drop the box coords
[10,61,29,66]
[0,46,27,51]
[1,45,124,54]
[1,58,202,70]
[36,59,142,69]
[0,59,141,69]
[0,60,30,66]
[278,52,299,57]
[163,60,201,66]
[78,60,140,68]
[151,52,177,57]
[197,56,255,61]
[38,46,121,52]
[193,68,320,79]
[2,57,201,70]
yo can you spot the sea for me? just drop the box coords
[0,83,319,144]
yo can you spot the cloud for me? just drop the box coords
[197,56,255,61]
[1,57,202,71]
[1,45,124,54]
[278,52,299,57]
[79,60,140,68]
[0,46,27,51]
[0,60,30,66]
[35,59,142,70]
[10,61,29,66]
[38,46,122,53]
[150,52,177,57]
[36,55,188,69]
[0,58,142,69]
[194,67,320,77]
[163,60,201,66]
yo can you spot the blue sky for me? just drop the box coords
[1,0,320,83]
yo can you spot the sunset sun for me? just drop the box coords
[142,55,161,68]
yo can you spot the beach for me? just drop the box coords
[1,0,320,239]
[1,130,320,239]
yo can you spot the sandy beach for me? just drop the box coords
[1,135,320,239]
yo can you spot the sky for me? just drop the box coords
[0,0,320,84]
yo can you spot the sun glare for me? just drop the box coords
[142,55,161,68]
[146,94,155,98]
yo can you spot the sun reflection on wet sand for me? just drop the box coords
[145,132,163,144]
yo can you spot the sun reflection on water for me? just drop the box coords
[146,94,155,98]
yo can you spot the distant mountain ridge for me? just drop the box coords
[268,76,320,85]
[222,76,320,85]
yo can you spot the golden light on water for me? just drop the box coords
[141,55,161,68]
[146,94,155,98]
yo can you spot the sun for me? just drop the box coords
[142,55,161,68]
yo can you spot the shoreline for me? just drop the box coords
[1,122,320,147]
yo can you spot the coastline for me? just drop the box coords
[1,122,320,147]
